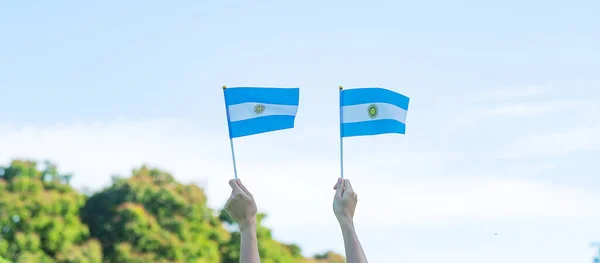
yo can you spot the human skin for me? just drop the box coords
[225,179,260,263]
[333,178,368,263]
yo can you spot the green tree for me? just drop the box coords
[1,160,344,262]
[0,160,102,263]
[309,251,345,263]
[81,166,230,263]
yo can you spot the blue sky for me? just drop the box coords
[1,1,600,262]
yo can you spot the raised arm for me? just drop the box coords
[225,179,260,263]
[333,178,368,263]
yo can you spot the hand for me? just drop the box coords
[225,179,257,230]
[333,178,358,225]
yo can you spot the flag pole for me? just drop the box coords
[223,86,239,179]
[339,86,345,179]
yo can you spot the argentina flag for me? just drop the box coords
[340,87,410,137]
[223,87,300,138]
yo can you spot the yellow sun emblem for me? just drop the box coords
[367,104,378,119]
[253,104,266,115]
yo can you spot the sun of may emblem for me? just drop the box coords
[253,104,266,115]
[367,104,378,119]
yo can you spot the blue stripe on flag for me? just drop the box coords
[342,119,406,137]
[225,87,300,106]
[229,115,296,138]
[341,88,409,110]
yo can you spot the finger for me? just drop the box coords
[333,177,343,190]
[343,179,354,193]
[335,178,344,197]
[229,179,243,193]
[236,179,252,196]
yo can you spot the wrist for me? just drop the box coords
[238,216,257,232]
[337,217,354,228]
[339,221,356,238]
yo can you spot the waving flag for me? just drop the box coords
[223,87,300,138]
[340,87,409,137]
[222,86,300,179]
[338,87,410,179]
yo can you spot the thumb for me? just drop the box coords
[335,178,344,197]
[343,179,354,193]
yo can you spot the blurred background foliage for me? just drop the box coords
[0,160,344,263]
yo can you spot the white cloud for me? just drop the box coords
[468,86,548,102]
[482,101,567,117]
[453,86,600,158]
[356,177,600,225]
[249,165,600,225]
[1,120,597,223]
[479,99,598,117]
[445,95,599,137]
[0,119,230,189]
[498,126,600,158]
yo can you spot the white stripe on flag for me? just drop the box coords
[342,102,407,124]
[228,102,298,122]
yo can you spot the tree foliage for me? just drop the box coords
[219,211,307,263]
[81,166,229,263]
[0,160,102,263]
[0,160,343,263]
[308,251,345,263]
